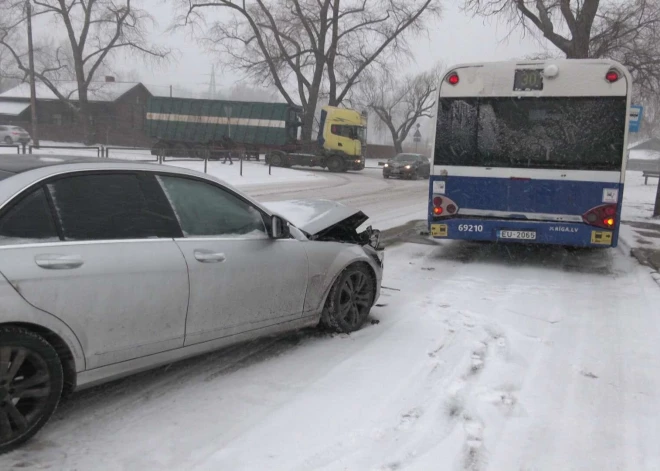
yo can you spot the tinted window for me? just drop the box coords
[0,187,59,245]
[330,125,359,139]
[157,175,267,237]
[434,97,627,170]
[394,154,421,162]
[0,126,6,131]
[47,173,180,240]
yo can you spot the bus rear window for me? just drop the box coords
[434,97,627,171]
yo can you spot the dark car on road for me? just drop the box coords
[383,153,431,180]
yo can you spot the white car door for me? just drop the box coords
[153,174,309,346]
[0,172,189,369]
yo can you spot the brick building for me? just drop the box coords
[0,78,154,147]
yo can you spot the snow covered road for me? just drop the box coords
[243,167,429,231]
[1,167,659,470]
[4,236,660,471]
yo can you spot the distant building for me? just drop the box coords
[0,78,154,146]
[629,137,660,153]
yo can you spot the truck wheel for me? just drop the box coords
[0,327,64,454]
[327,156,344,172]
[270,152,284,167]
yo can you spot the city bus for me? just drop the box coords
[428,59,632,247]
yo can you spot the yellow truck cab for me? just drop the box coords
[319,106,366,160]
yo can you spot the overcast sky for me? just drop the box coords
[119,1,551,96]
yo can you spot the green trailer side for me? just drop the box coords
[145,97,299,147]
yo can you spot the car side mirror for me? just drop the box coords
[271,215,290,239]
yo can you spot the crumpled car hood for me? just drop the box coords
[262,199,368,236]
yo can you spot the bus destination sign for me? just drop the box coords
[513,69,544,91]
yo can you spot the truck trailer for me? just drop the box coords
[145,97,367,172]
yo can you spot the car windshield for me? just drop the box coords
[393,154,421,162]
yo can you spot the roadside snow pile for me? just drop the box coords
[629,149,660,161]
[622,170,658,221]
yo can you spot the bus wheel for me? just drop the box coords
[327,156,344,172]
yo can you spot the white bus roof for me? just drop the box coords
[440,59,630,98]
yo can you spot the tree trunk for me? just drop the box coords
[78,100,94,145]
[394,139,403,154]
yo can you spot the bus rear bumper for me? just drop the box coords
[428,218,617,248]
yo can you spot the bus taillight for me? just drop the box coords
[433,195,458,218]
[582,204,617,229]
[605,70,620,83]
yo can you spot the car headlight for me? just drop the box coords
[405,165,411,169]
[384,163,389,168]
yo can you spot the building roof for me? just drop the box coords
[0,100,30,116]
[0,81,153,103]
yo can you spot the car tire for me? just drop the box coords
[321,264,376,333]
[0,327,63,455]
[327,156,344,173]
[383,174,389,179]
[3,137,12,145]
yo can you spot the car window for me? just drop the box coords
[0,187,59,246]
[157,175,267,238]
[47,173,180,241]
[0,126,6,131]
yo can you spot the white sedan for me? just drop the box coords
[0,154,383,453]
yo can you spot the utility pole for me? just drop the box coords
[26,0,39,146]
[169,85,172,98]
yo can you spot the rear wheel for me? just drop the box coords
[3,137,12,145]
[321,264,375,333]
[327,156,344,172]
[0,327,63,455]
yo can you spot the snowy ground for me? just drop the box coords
[2,147,660,470]
[629,149,660,161]
[3,242,660,471]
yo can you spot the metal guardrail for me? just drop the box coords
[2,143,275,177]
[29,145,103,157]
[0,144,20,154]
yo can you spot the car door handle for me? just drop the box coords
[193,250,226,263]
[34,254,84,270]
[338,142,343,147]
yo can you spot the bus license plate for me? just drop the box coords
[498,230,536,240]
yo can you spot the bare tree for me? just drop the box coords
[0,0,168,143]
[176,0,441,141]
[465,0,660,93]
[359,67,439,154]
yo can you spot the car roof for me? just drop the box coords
[0,154,271,215]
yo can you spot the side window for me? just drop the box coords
[0,187,59,245]
[47,173,180,241]
[157,175,267,238]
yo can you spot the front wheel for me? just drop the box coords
[321,264,375,333]
[0,327,63,454]
[326,156,345,173]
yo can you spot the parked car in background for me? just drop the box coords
[383,153,431,179]
[0,154,383,453]
[0,125,31,145]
